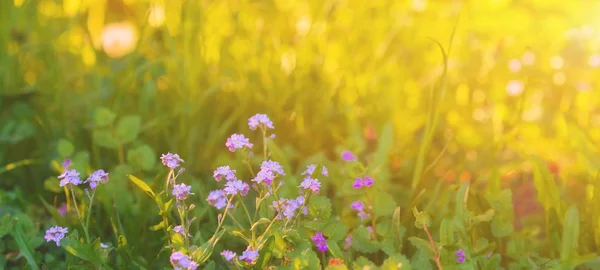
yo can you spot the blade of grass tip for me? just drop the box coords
[0,159,37,174]
[410,14,459,190]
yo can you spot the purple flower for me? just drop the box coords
[252,160,285,185]
[213,166,237,182]
[341,150,357,161]
[261,160,284,175]
[207,189,229,209]
[351,201,364,212]
[45,226,68,246]
[312,231,328,252]
[299,177,321,193]
[170,251,198,270]
[358,211,369,221]
[456,250,466,263]
[100,243,109,249]
[271,196,305,220]
[85,169,109,189]
[58,169,82,187]
[57,203,67,217]
[322,166,328,176]
[173,225,186,236]
[172,183,193,201]
[344,234,353,250]
[353,176,375,189]
[487,252,493,258]
[302,164,317,176]
[239,248,259,264]
[226,134,253,152]
[224,180,250,196]
[62,158,72,169]
[161,152,184,169]
[221,250,236,262]
[252,169,275,185]
[248,114,274,130]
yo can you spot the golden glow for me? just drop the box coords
[101,22,138,58]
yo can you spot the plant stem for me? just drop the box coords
[422,223,443,270]
[85,190,96,231]
[262,127,267,159]
[70,188,90,244]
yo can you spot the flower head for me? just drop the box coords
[221,250,236,262]
[341,150,357,161]
[224,180,250,196]
[45,226,68,246]
[100,243,109,249]
[62,158,72,169]
[248,114,274,130]
[353,176,374,189]
[213,166,237,182]
[312,231,328,252]
[58,203,67,217]
[299,177,321,193]
[85,169,109,189]
[173,225,186,236]
[272,196,305,220]
[322,166,328,176]
[172,183,193,201]
[161,152,184,169]
[170,251,198,270]
[252,160,285,185]
[351,201,364,212]
[226,134,253,152]
[456,250,466,264]
[58,169,82,187]
[239,248,259,265]
[207,189,229,209]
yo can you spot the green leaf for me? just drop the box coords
[43,177,62,193]
[490,189,514,238]
[439,219,454,245]
[560,206,580,265]
[454,182,469,225]
[116,115,142,144]
[472,209,495,225]
[127,174,155,199]
[412,208,432,229]
[93,129,119,149]
[12,223,39,270]
[149,220,166,231]
[62,234,104,265]
[255,236,275,269]
[290,248,321,269]
[373,192,397,217]
[408,237,434,257]
[190,241,213,264]
[127,144,157,171]
[352,226,379,253]
[381,254,412,270]
[57,139,74,158]
[94,107,116,127]
[372,121,394,168]
[251,218,271,231]
[0,214,15,238]
[323,219,348,241]
[327,239,343,259]
[308,196,332,220]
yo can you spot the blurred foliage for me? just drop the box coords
[1,0,600,269]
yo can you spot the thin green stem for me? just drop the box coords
[70,188,90,243]
[262,127,267,159]
[179,202,189,249]
[85,190,95,230]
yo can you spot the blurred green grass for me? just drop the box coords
[2,0,600,268]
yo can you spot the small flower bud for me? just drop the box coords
[188,204,195,211]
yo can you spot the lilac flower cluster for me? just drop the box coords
[298,164,326,193]
[161,152,184,169]
[224,180,250,196]
[312,231,328,252]
[85,169,109,189]
[351,201,369,221]
[352,176,374,189]
[238,248,259,265]
[206,190,229,209]
[213,166,237,182]
[44,226,68,246]
[225,134,253,152]
[173,225,191,237]
[248,113,274,130]
[172,183,193,201]
[221,250,236,262]
[301,164,328,177]
[271,196,307,220]
[252,160,285,185]
[456,250,466,263]
[58,159,110,190]
[170,251,198,270]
